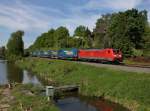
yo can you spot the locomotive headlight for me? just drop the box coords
[118,55,122,58]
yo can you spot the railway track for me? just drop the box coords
[75,60,150,69]
[122,64,150,68]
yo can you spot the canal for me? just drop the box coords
[0,61,130,111]
[0,61,41,85]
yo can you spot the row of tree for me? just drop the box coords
[29,9,150,56]
[93,9,150,56]
[29,26,93,50]
[4,9,150,59]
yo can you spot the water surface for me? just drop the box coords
[0,61,41,85]
[55,94,130,111]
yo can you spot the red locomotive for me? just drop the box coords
[78,48,122,62]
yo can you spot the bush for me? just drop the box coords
[132,48,143,57]
[143,49,150,57]
[5,53,22,61]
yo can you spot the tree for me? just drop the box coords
[107,9,147,56]
[67,37,83,48]
[74,25,87,37]
[93,14,112,48]
[143,24,150,49]
[125,9,147,49]
[7,30,24,56]
[54,26,69,48]
[29,29,55,50]
[74,25,92,48]
[46,29,55,47]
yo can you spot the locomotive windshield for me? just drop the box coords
[113,49,120,54]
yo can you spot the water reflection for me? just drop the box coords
[56,97,98,111]
[7,62,23,83]
[0,61,41,85]
[55,94,130,111]
[0,62,8,84]
[23,70,41,84]
[88,99,129,111]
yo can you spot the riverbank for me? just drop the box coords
[0,84,58,111]
[16,58,150,111]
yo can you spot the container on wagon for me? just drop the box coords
[57,48,78,59]
[41,51,51,58]
[31,51,39,57]
[50,50,58,59]
[37,51,44,57]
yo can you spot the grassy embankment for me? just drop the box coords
[0,84,58,111]
[17,58,150,111]
[124,59,150,66]
[124,49,150,66]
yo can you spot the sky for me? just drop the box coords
[0,0,150,48]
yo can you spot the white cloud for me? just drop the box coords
[60,15,100,35]
[0,0,143,33]
[148,12,150,22]
[85,0,142,10]
[0,1,57,32]
[0,0,65,48]
[63,0,143,35]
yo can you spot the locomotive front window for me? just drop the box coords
[113,49,119,54]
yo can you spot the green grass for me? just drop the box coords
[9,84,58,111]
[16,58,150,111]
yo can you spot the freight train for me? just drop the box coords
[31,48,123,63]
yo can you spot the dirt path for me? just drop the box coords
[78,61,150,74]
[0,87,14,111]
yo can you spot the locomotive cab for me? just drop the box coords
[113,49,123,62]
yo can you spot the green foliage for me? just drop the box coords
[29,29,55,51]
[54,26,69,48]
[5,54,22,61]
[93,9,149,57]
[73,25,92,48]
[17,58,150,111]
[67,37,82,48]
[125,9,147,48]
[93,14,112,48]
[6,30,24,60]
[107,9,147,55]
[29,25,93,51]
[143,24,150,51]
[143,49,150,57]
[74,25,86,37]
[132,48,143,57]
[29,27,70,50]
